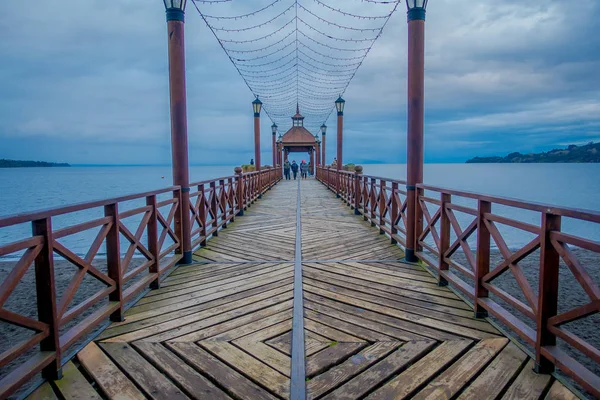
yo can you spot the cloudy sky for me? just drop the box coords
[0,0,599,165]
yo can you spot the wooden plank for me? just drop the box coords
[200,338,290,398]
[100,342,189,400]
[501,360,552,400]
[306,342,366,377]
[169,343,279,400]
[305,338,332,357]
[206,312,292,342]
[307,342,401,400]
[322,340,436,400]
[304,277,499,334]
[169,301,293,343]
[76,342,145,400]
[28,382,58,400]
[413,338,508,400]
[266,331,292,355]
[133,342,231,400]
[304,317,366,342]
[544,381,580,400]
[234,340,291,376]
[457,342,528,400]
[103,291,293,342]
[53,361,102,400]
[305,285,496,340]
[305,309,397,342]
[98,277,293,339]
[366,340,472,400]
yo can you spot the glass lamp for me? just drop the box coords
[335,96,345,115]
[164,0,187,21]
[252,97,262,117]
[406,0,427,20]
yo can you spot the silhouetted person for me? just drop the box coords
[284,160,291,180]
[250,158,254,166]
[291,160,299,180]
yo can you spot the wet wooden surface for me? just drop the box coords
[27,178,579,400]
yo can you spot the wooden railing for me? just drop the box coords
[0,167,280,398]
[317,166,600,397]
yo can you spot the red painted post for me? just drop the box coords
[405,4,426,263]
[210,181,218,237]
[166,5,192,265]
[310,149,315,176]
[104,204,124,321]
[370,179,376,226]
[474,200,491,318]
[32,217,62,380]
[146,195,160,289]
[272,131,277,169]
[198,185,207,246]
[219,179,227,228]
[391,182,399,244]
[354,166,363,215]
[379,180,387,234]
[535,212,561,373]
[438,193,451,286]
[322,132,327,166]
[228,177,235,222]
[235,167,244,216]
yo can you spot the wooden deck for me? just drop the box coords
[27,178,578,400]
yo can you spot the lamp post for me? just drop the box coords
[277,133,283,166]
[320,123,327,166]
[405,0,427,263]
[314,134,321,167]
[252,97,262,171]
[164,0,192,265]
[271,123,278,168]
[335,96,345,170]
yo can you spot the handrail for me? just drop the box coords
[0,166,282,399]
[317,165,600,398]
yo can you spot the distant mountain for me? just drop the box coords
[0,159,71,168]
[466,142,600,163]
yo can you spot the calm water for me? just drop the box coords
[1,164,599,257]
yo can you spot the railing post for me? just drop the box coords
[474,199,491,318]
[391,182,399,244]
[146,195,160,289]
[370,179,376,227]
[228,177,234,222]
[198,185,207,247]
[235,167,244,216]
[210,181,218,237]
[354,166,362,215]
[415,186,424,254]
[219,179,227,229]
[438,193,451,286]
[379,180,387,234]
[32,217,62,380]
[535,212,561,373]
[104,204,124,322]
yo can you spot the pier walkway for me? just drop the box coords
[27,178,577,400]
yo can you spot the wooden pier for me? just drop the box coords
[23,178,579,400]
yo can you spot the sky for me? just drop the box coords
[0,0,599,165]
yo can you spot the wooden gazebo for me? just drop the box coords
[276,105,320,174]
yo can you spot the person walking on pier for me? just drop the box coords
[300,160,308,179]
[283,160,291,180]
[291,160,299,180]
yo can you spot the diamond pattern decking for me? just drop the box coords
[27,178,578,400]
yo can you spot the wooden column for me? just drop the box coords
[337,113,343,170]
[321,133,326,166]
[535,212,561,373]
[235,167,244,216]
[405,15,425,263]
[32,217,62,380]
[474,200,491,318]
[354,166,363,215]
[104,204,124,321]
[146,195,160,289]
[167,14,192,264]
[438,193,451,286]
[272,132,277,168]
[310,149,315,175]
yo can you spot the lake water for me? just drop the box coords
[1,164,599,257]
